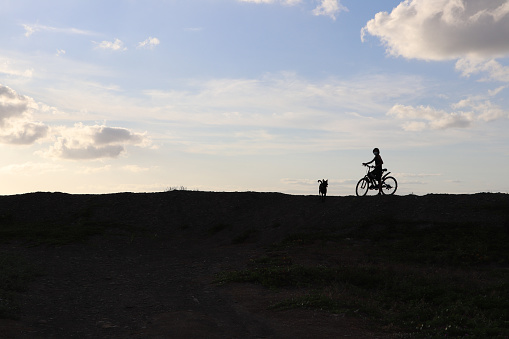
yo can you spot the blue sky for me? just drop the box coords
[0,0,508,195]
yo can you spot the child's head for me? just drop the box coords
[373,147,380,155]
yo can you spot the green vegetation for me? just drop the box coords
[217,220,509,337]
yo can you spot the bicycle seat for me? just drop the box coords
[382,168,387,172]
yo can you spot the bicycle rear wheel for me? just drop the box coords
[381,176,397,195]
[355,178,369,196]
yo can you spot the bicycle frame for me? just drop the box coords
[363,165,390,184]
[356,165,397,196]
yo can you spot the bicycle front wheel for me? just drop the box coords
[381,176,397,195]
[355,178,369,196]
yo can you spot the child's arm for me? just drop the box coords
[362,157,376,166]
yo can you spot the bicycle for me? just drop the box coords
[355,165,397,196]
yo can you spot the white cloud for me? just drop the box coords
[396,173,442,178]
[0,84,49,144]
[94,39,127,51]
[0,58,34,78]
[280,178,357,187]
[388,85,509,130]
[23,24,37,38]
[93,126,145,145]
[122,165,150,173]
[238,0,301,4]
[280,178,317,185]
[0,121,49,145]
[234,129,274,140]
[452,88,509,121]
[387,104,475,130]
[136,72,427,154]
[0,85,151,157]
[77,165,112,174]
[184,27,203,32]
[0,162,64,175]
[0,85,30,123]
[455,58,509,82]
[312,0,348,20]
[137,37,160,49]
[23,24,96,38]
[237,0,347,18]
[362,0,509,61]
[143,72,422,129]
[238,0,274,3]
[42,123,150,160]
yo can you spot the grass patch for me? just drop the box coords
[208,223,232,236]
[0,203,126,319]
[232,228,259,244]
[0,199,142,320]
[0,220,111,245]
[217,220,509,337]
[0,254,39,319]
[356,221,509,266]
[0,202,131,245]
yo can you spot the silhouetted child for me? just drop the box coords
[362,147,383,195]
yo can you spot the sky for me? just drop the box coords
[0,0,508,196]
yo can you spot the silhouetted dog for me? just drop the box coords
[318,179,328,202]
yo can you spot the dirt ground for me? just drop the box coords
[0,191,507,338]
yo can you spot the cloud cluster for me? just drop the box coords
[0,85,150,159]
[238,0,301,5]
[455,58,509,81]
[238,0,347,19]
[452,87,509,121]
[139,72,428,155]
[42,123,149,160]
[23,24,95,38]
[137,37,160,49]
[93,37,161,51]
[388,87,509,130]
[387,104,474,130]
[22,22,160,53]
[144,72,422,129]
[362,0,509,61]
[312,0,348,20]
[0,58,34,78]
[94,39,127,51]
[281,178,356,186]
[0,162,64,176]
[363,1,509,130]
[0,84,49,144]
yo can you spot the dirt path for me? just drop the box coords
[1,231,381,338]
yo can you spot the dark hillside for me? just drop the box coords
[0,192,508,338]
[0,191,507,245]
